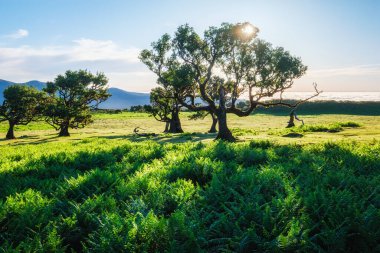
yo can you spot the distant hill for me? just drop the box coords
[0,79,150,109]
[101,88,150,109]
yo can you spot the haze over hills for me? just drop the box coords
[0,79,150,109]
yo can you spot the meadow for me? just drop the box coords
[1,111,380,145]
[0,112,379,252]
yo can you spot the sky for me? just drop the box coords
[0,0,379,92]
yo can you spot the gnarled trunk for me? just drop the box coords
[6,122,15,139]
[216,110,235,141]
[215,87,235,142]
[286,111,295,128]
[167,107,183,133]
[59,123,70,137]
[209,113,218,133]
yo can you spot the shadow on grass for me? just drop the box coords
[0,133,61,146]
[0,139,379,252]
[282,133,304,138]
[88,132,218,144]
[0,132,218,146]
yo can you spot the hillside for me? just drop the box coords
[0,79,150,109]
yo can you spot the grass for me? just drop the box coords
[0,112,379,252]
[269,121,363,137]
[338,121,362,127]
[0,112,379,145]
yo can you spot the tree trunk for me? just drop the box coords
[6,122,16,139]
[287,111,295,128]
[164,121,170,133]
[59,123,70,137]
[209,113,218,133]
[216,111,235,141]
[215,87,235,142]
[286,110,296,128]
[168,108,183,133]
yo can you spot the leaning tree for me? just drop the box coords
[0,84,46,139]
[170,22,319,141]
[44,70,110,136]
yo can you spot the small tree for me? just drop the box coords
[44,70,110,136]
[0,85,46,139]
[140,34,195,133]
[149,87,173,132]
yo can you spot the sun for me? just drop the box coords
[241,24,255,36]
[236,23,259,41]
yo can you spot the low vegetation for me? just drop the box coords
[0,138,379,252]
[255,100,380,116]
[0,111,378,252]
[269,121,362,136]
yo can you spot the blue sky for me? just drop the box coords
[1,0,379,92]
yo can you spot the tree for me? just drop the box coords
[171,22,320,141]
[0,85,46,139]
[44,70,110,137]
[140,34,197,133]
[149,87,176,132]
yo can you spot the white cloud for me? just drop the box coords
[69,39,140,62]
[0,39,140,63]
[5,29,29,39]
[0,39,153,90]
[1,40,379,92]
[0,45,64,58]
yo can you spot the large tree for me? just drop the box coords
[0,85,46,139]
[44,70,110,137]
[170,22,319,141]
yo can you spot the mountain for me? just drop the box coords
[101,88,150,109]
[0,79,150,109]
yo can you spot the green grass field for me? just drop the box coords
[1,112,379,145]
[0,112,379,252]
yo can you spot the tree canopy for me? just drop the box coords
[44,70,111,136]
[0,84,46,139]
[142,22,319,141]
